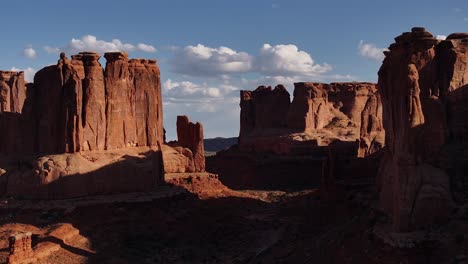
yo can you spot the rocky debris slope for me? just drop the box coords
[378,27,468,231]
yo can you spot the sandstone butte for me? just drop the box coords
[0,52,205,199]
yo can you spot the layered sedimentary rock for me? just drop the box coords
[287,82,332,131]
[239,82,382,156]
[163,116,205,173]
[0,71,26,113]
[81,52,106,151]
[0,52,164,154]
[377,27,468,231]
[0,52,168,199]
[358,91,384,157]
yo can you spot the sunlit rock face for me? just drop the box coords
[0,52,168,199]
[239,82,383,156]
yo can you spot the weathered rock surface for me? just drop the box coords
[0,71,26,114]
[0,52,170,199]
[377,27,468,231]
[0,147,163,199]
[239,82,382,156]
[0,52,164,154]
[287,82,332,131]
[239,85,290,142]
[163,116,205,173]
[7,232,34,264]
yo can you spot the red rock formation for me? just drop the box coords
[104,52,137,149]
[129,59,164,147]
[81,52,106,151]
[287,82,332,131]
[377,27,466,231]
[358,91,384,157]
[0,71,26,113]
[7,232,34,264]
[177,115,205,172]
[0,52,167,199]
[238,82,382,155]
[163,116,206,173]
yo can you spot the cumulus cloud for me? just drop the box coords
[255,44,332,76]
[163,79,239,101]
[22,46,37,59]
[436,35,447,40]
[10,67,36,82]
[358,40,387,62]
[57,35,157,54]
[170,43,334,79]
[170,44,252,76]
[137,43,157,52]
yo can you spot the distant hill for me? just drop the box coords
[204,137,238,153]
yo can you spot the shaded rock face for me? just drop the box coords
[358,92,384,157]
[378,27,468,231]
[0,52,164,154]
[239,85,290,140]
[0,71,26,113]
[163,116,205,173]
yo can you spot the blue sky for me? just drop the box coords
[1,0,467,139]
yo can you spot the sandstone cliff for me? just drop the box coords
[239,82,383,156]
[0,52,168,199]
[0,52,164,154]
[378,27,468,231]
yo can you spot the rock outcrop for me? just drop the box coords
[0,71,26,114]
[287,82,332,131]
[377,27,468,231]
[0,52,170,199]
[239,82,382,156]
[7,232,34,264]
[0,52,164,154]
[163,116,206,173]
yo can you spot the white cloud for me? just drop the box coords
[170,43,335,79]
[163,79,239,100]
[436,35,447,40]
[358,40,387,62]
[61,35,156,54]
[137,43,157,52]
[22,47,37,59]
[170,44,252,76]
[255,44,332,76]
[10,67,36,82]
[43,46,60,54]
